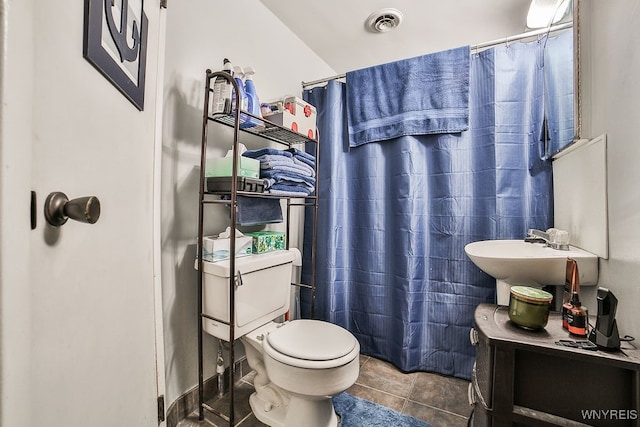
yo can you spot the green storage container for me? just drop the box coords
[206,156,260,178]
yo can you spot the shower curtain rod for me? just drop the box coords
[301,21,572,89]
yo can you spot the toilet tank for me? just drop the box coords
[196,250,295,341]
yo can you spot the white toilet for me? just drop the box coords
[197,249,360,427]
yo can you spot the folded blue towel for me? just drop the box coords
[236,196,282,226]
[291,158,315,177]
[346,45,470,147]
[285,148,316,169]
[264,176,314,193]
[286,148,315,164]
[261,161,315,177]
[269,183,313,196]
[253,154,293,164]
[291,155,314,169]
[259,159,295,168]
[244,154,314,176]
[261,169,316,187]
[268,189,310,197]
[265,177,314,192]
[243,148,292,159]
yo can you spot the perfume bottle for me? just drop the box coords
[567,291,589,337]
[562,258,580,330]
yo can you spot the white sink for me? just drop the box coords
[465,240,598,304]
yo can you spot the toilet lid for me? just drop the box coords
[266,320,358,361]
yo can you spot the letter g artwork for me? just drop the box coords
[83,0,149,110]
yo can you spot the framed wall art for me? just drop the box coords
[83,0,148,111]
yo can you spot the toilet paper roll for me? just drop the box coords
[289,247,302,266]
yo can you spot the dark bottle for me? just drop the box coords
[562,258,579,330]
[567,291,589,337]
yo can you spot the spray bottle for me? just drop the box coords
[243,67,264,128]
[233,66,253,128]
[232,66,248,111]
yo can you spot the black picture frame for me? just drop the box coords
[83,0,148,111]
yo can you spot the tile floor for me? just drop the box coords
[177,354,472,427]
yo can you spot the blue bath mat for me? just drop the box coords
[332,392,432,427]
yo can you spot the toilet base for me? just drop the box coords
[249,392,338,427]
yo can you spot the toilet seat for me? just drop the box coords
[263,320,359,370]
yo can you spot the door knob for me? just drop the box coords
[44,192,101,227]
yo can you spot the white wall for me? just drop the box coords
[161,1,335,406]
[571,1,640,340]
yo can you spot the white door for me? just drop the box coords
[0,1,165,426]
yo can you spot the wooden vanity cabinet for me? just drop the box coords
[470,303,640,427]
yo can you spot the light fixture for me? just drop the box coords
[365,8,403,33]
[526,0,572,29]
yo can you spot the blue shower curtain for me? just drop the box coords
[302,41,553,380]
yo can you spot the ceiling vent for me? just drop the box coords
[366,8,403,33]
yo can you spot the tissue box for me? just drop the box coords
[202,235,252,262]
[245,231,286,254]
[206,156,260,178]
[264,97,317,140]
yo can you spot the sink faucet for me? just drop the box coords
[525,228,570,250]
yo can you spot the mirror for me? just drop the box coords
[543,0,580,157]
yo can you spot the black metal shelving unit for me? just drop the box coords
[196,69,319,425]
